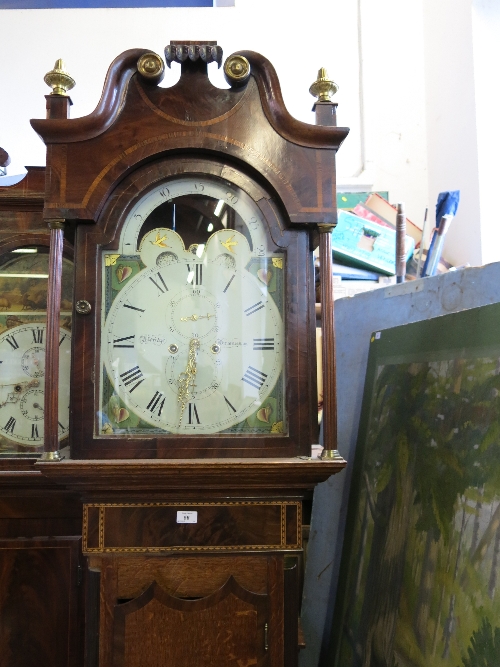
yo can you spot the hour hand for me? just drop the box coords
[180,313,214,322]
[0,379,40,408]
[0,379,40,391]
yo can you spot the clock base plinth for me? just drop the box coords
[37,457,345,667]
[36,457,346,496]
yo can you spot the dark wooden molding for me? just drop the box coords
[0,462,73,493]
[36,458,345,494]
[0,166,45,209]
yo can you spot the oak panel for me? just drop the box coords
[114,555,269,599]
[113,577,268,667]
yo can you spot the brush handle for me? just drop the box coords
[396,202,406,283]
[424,214,453,276]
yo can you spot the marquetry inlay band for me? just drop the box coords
[82,500,302,555]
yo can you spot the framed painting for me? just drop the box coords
[329,301,500,667]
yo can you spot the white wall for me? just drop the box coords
[472,0,500,266]
[4,0,498,269]
[0,1,361,173]
[423,0,500,268]
[355,0,428,233]
[0,0,430,231]
[423,0,482,267]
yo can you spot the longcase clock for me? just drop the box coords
[32,42,349,667]
[0,159,81,667]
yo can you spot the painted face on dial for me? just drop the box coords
[0,324,71,446]
[99,177,286,437]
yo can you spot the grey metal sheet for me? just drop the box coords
[300,262,500,667]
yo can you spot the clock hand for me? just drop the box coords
[0,379,40,390]
[180,313,214,322]
[177,338,200,427]
[0,380,40,408]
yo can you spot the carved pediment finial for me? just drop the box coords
[164,41,223,69]
[309,67,338,103]
[44,59,75,96]
[137,52,165,85]
[224,54,251,87]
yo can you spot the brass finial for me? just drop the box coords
[44,59,75,96]
[224,55,251,86]
[309,67,338,103]
[137,52,165,84]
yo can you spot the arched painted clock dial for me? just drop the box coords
[99,177,286,437]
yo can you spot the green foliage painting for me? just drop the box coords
[329,303,500,667]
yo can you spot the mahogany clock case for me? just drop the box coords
[71,155,318,460]
[0,44,348,667]
[26,45,348,461]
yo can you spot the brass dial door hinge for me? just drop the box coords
[77,565,83,586]
[264,622,269,651]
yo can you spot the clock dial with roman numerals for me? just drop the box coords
[0,324,71,446]
[100,179,286,437]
